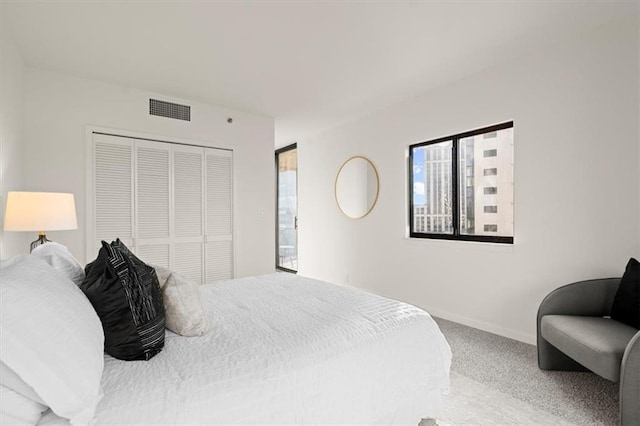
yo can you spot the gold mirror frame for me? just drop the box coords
[334,156,380,219]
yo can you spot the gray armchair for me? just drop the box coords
[537,278,640,425]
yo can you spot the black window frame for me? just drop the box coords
[408,121,514,244]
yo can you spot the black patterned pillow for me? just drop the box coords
[81,240,165,361]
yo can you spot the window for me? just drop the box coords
[409,121,513,244]
[483,132,497,139]
[483,168,497,176]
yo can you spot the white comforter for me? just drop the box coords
[42,273,451,425]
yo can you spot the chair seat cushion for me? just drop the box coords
[541,315,637,382]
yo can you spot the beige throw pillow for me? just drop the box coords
[153,265,172,290]
[162,271,209,336]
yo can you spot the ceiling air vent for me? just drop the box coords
[149,99,191,121]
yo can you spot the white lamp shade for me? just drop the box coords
[4,192,78,232]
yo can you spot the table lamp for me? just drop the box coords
[3,191,78,252]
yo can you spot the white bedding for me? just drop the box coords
[40,273,451,425]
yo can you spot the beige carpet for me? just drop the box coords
[432,317,618,425]
[434,371,576,425]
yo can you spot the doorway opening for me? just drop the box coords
[275,144,297,272]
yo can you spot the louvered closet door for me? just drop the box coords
[93,134,134,254]
[172,145,204,283]
[92,133,233,283]
[205,149,233,281]
[134,140,171,268]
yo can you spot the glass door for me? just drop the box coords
[275,144,297,272]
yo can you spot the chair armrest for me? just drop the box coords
[537,278,620,321]
[620,330,640,425]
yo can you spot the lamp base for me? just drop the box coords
[30,233,51,253]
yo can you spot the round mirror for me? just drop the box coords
[335,156,379,219]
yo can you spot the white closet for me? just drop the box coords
[90,132,233,283]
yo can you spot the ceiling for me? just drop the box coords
[1,1,635,147]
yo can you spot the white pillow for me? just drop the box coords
[0,361,46,405]
[0,385,47,425]
[163,271,209,336]
[31,242,85,286]
[0,255,104,425]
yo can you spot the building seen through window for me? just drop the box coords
[410,122,513,243]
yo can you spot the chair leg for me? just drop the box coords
[537,336,589,372]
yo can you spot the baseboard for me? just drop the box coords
[419,305,536,346]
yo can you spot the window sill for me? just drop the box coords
[403,235,516,253]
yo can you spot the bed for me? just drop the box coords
[1,247,451,425]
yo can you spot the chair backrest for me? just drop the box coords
[538,278,621,320]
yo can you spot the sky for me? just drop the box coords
[413,148,425,205]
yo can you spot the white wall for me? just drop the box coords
[21,68,275,277]
[0,29,26,259]
[298,18,639,344]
